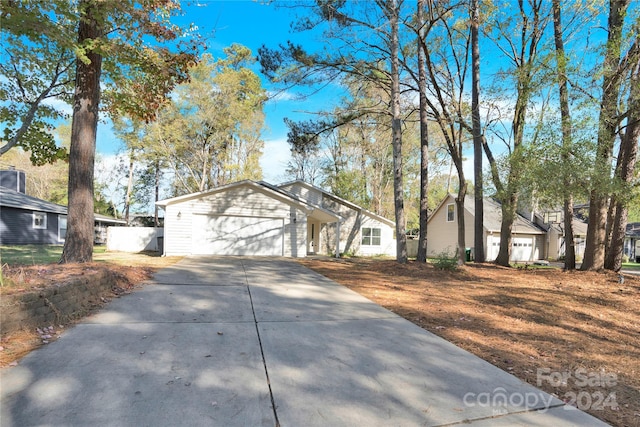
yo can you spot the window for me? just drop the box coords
[58,215,67,242]
[362,227,381,246]
[33,212,47,229]
[446,204,455,222]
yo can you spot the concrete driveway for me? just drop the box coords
[1,256,608,426]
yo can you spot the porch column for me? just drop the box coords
[335,220,341,258]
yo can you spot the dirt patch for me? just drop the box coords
[0,263,153,296]
[298,258,640,427]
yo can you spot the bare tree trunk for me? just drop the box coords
[154,160,160,227]
[60,0,103,263]
[582,0,630,271]
[495,192,517,266]
[390,0,407,263]
[605,59,640,271]
[124,150,134,225]
[552,0,576,270]
[471,0,484,263]
[456,172,467,265]
[416,0,429,263]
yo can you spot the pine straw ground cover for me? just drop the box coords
[298,258,640,427]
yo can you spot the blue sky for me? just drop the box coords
[99,0,341,183]
[92,1,620,190]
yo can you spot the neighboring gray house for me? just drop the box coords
[156,179,396,258]
[0,186,68,245]
[0,171,126,245]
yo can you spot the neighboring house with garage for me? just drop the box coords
[427,194,593,262]
[0,169,125,245]
[427,194,548,262]
[527,208,588,261]
[156,179,397,258]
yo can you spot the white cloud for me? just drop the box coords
[41,97,73,117]
[260,137,291,183]
[266,90,298,103]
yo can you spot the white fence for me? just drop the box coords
[107,227,164,253]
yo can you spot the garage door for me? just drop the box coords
[487,235,535,262]
[192,215,284,256]
[511,237,534,261]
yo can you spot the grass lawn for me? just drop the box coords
[0,245,66,265]
[0,245,181,269]
[0,245,182,291]
[622,262,640,271]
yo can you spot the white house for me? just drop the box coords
[156,180,396,258]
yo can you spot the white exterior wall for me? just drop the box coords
[285,209,308,257]
[107,227,163,252]
[359,216,396,256]
[427,196,469,257]
[162,186,308,257]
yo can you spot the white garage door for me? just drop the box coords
[511,237,534,261]
[192,215,284,256]
[487,235,535,262]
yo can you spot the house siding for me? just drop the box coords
[320,196,360,255]
[0,207,62,245]
[163,185,308,257]
[427,196,465,257]
[280,183,323,206]
[359,216,396,256]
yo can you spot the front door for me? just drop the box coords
[307,220,320,254]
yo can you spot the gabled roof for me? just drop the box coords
[278,180,395,227]
[0,186,126,224]
[95,213,127,225]
[464,196,546,234]
[627,222,640,238]
[0,186,67,214]
[429,193,546,235]
[156,180,341,223]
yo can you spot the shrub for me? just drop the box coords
[433,251,459,271]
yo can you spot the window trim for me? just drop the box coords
[446,203,455,222]
[33,212,47,229]
[362,227,382,246]
[58,215,67,242]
